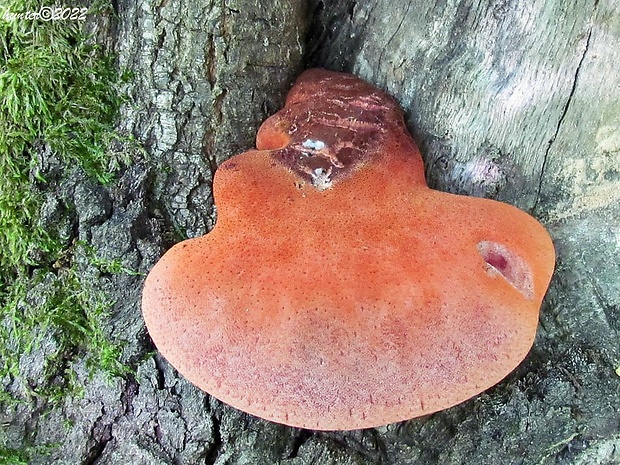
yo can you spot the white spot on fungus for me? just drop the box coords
[310,167,333,191]
[302,139,326,150]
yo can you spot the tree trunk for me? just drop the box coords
[6,0,620,463]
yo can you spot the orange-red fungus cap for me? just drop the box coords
[142,69,555,431]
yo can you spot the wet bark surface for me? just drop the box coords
[3,0,619,463]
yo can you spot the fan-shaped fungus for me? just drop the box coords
[142,69,555,430]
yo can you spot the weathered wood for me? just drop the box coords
[311,0,598,211]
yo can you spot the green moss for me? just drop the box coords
[0,446,29,465]
[0,0,133,414]
[0,441,58,465]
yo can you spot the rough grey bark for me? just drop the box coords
[3,0,619,463]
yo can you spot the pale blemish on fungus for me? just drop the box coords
[142,69,556,431]
[477,240,535,300]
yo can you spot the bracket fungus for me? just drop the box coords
[142,69,555,431]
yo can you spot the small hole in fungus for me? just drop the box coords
[477,241,534,300]
[484,250,508,273]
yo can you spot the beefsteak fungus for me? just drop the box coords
[142,69,555,430]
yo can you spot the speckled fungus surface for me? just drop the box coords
[142,69,555,431]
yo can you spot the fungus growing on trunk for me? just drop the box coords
[142,69,555,431]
